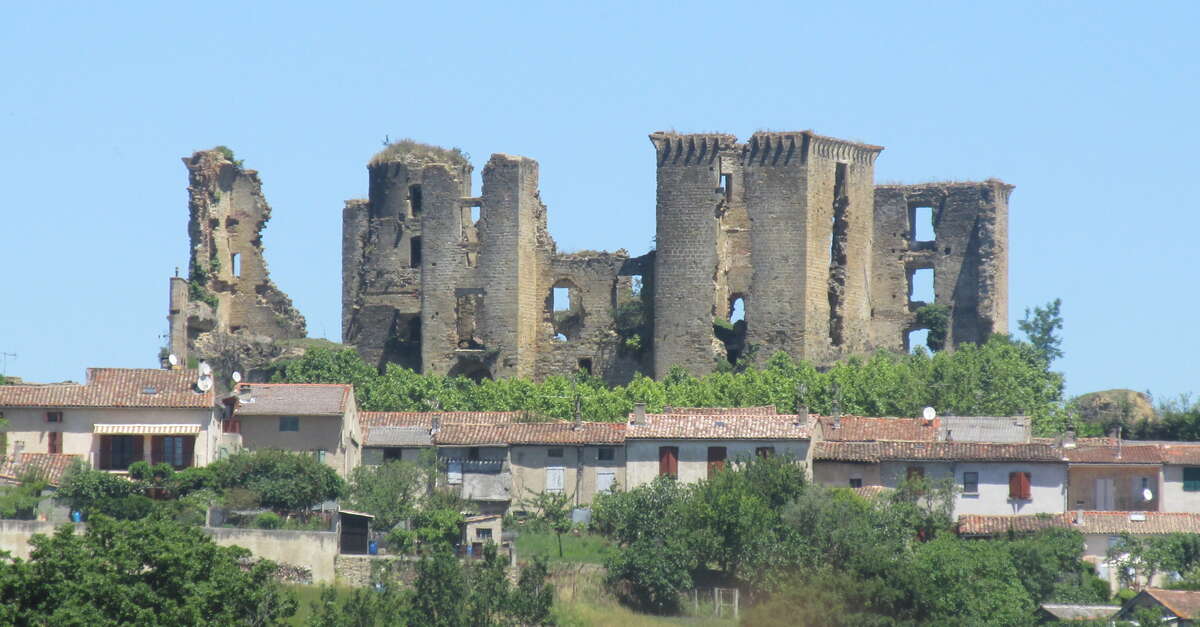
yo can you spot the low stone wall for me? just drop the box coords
[334,554,418,587]
[204,527,340,584]
[0,520,83,560]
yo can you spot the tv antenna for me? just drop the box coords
[0,352,15,377]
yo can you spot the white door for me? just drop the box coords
[546,467,565,493]
[1095,478,1115,510]
[596,470,615,493]
[448,460,463,485]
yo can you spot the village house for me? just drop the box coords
[0,368,218,471]
[623,405,812,488]
[226,383,362,477]
[1161,444,1200,512]
[1115,588,1200,625]
[505,421,626,508]
[959,511,1200,592]
[1062,436,1162,512]
[360,411,522,465]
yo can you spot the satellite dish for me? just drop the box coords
[198,362,212,377]
[231,371,242,383]
[196,376,213,392]
[1144,488,1154,501]
[922,406,937,421]
[168,354,179,366]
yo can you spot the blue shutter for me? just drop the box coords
[1184,468,1200,492]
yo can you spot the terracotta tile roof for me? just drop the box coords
[434,424,510,446]
[1140,589,1200,620]
[234,383,351,416]
[1064,442,1162,464]
[1159,443,1200,465]
[360,411,523,429]
[504,422,625,445]
[660,406,779,415]
[0,368,214,409]
[0,453,80,486]
[813,441,1063,463]
[430,421,626,446]
[849,485,894,499]
[818,416,939,442]
[959,512,1200,536]
[626,414,811,440]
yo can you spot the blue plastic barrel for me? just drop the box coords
[71,511,82,523]
[368,540,378,555]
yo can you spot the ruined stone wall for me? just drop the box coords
[870,180,1012,351]
[168,149,306,379]
[650,133,732,377]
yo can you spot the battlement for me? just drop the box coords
[649,132,737,166]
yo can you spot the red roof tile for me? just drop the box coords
[1064,442,1162,464]
[814,441,1063,462]
[818,416,939,442]
[626,414,811,440]
[1160,444,1200,465]
[659,406,779,415]
[234,383,351,416]
[0,369,213,409]
[1141,589,1200,620]
[360,411,523,429]
[959,512,1200,536]
[434,424,509,446]
[0,453,80,486]
[504,422,625,445]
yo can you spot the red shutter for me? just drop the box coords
[48,432,61,455]
[182,436,195,468]
[99,436,111,470]
[151,436,163,465]
[1020,472,1032,500]
[707,447,727,478]
[659,447,678,477]
[1009,472,1020,499]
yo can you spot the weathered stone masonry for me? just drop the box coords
[169,130,1010,384]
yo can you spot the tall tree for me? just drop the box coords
[1018,298,1064,363]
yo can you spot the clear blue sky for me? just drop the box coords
[1,2,1196,402]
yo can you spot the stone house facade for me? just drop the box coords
[228,383,362,477]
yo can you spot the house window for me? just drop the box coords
[279,416,300,432]
[223,419,240,434]
[46,411,63,423]
[545,466,565,494]
[597,447,615,461]
[477,527,493,540]
[1185,468,1200,492]
[849,477,863,488]
[597,470,616,493]
[410,236,422,267]
[47,432,61,455]
[707,447,727,478]
[150,435,194,469]
[755,446,775,458]
[962,471,979,494]
[548,448,564,459]
[100,435,141,471]
[906,466,925,481]
[659,446,678,478]
[1008,471,1032,500]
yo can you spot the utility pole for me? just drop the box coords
[0,352,15,378]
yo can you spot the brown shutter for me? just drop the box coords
[707,447,727,478]
[1020,472,1032,500]
[1009,472,1020,499]
[151,436,163,465]
[182,436,195,468]
[48,432,61,455]
[138,436,147,465]
[659,446,678,477]
[99,436,111,470]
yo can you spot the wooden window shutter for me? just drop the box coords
[151,436,164,465]
[659,446,678,477]
[48,432,61,455]
[707,447,727,478]
[182,436,194,468]
[1186,468,1200,492]
[1009,472,1020,499]
[99,435,111,470]
[1021,472,1032,500]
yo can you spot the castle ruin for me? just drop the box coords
[169,131,1011,384]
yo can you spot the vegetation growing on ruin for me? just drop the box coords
[370,139,470,167]
[187,259,220,311]
[914,303,950,351]
[271,333,1077,436]
[212,145,244,168]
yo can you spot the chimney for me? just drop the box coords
[1062,430,1076,449]
[633,403,646,426]
[431,416,441,435]
[832,414,841,430]
[1111,426,1122,459]
[944,429,953,442]
[1074,510,1084,525]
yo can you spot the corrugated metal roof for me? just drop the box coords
[93,423,203,435]
[366,426,432,447]
[938,415,1031,443]
[0,368,213,409]
[1039,605,1119,621]
[234,383,350,416]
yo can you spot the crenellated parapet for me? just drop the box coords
[649,132,737,167]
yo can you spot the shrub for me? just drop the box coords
[254,512,283,529]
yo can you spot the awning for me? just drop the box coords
[93,424,202,435]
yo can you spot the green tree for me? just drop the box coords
[907,534,1034,625]
[409,548,468,627]
[55,460,138,515]
[206,450,346,512]
[1018,298,1064,363]
[346,460,423,533]
[0,515,296,625]
[523,489,573,558]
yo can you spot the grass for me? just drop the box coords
[515,530,614,565]
[282,584,354,625]
[551,566,737,627]
[275,338,350,352]
[370,139,469,167]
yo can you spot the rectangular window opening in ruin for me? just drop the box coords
[410,236,422,267]
[553,286,572,311]
[231,253,241,278]
[456,293,483,349]
[578,358,593,375]
[909,268,934,304]
[908,329,930,353]
[719,173,733,202]
[730,296,745,323]
[471,205,481,225]
[912,206,935,242]
[630,275,643,296]
[409,184,423,216]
